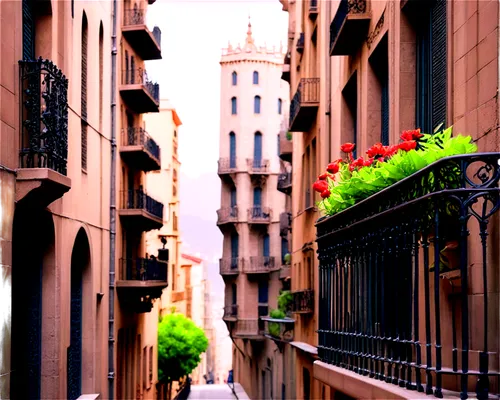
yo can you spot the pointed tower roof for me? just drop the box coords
[246,16,254,46]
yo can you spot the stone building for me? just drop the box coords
[217,21,290,400]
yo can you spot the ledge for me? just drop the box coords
[290,341,317,355]
[77,395,100,400]
[16,168,71,207]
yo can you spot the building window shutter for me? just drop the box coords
[431,0,447,132]
[22,0,35,60]
[81,14,88,170]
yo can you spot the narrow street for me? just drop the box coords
[188,384,249,400]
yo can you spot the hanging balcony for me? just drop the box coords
[116,257,168,313]
[120,127,161,171]
[216,206,239,226]
[280,212,292,237]
[244,256,278,274]
[315,153,500,399]
[234,319,264,340]
[17,58,71,207]
[223,304,238,321]
[219,257,241,276]
[122,7,162,60]
[261,316,295,343]
[247,206,272,225]
[217,157,238,176]
[120,68,160,113]
[118,188,163,231]
[329,0,371,56]
[247,158,270,175]
[289,78,320,132]
[278,172,292,195]
[279,265,291,280]
[279,131,292,162]
[292,289,314,314]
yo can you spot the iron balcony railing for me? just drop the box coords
[289,78,320,127]
[217,207,239,224]
[223,305,238,319]
[120,257,167,281]
[247,158,270,174]
[218,157,237,174]
[245,256,277,273]
[122,68,160,103]
[247,206,272,223]
[316,153,500,399]
[330,0,367,54]
[19,58,69,175]
[219,257,241,275]
[123,7,161,47]
[122,188,164,219]
[123,127,161,162]
[292,290,314,313]
[278,172,292,192]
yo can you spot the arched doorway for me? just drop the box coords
[67,228,91,400]
[11,207,55,399]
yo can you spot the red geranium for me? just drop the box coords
[312,180,328,193]
[385,145,399,157]
[366,143,386,158]
[340,143,356,153]
[326,161,340,174]
[318,173,328,180]
[401,129,423,141]
[352,157,365,168]
[399,140,417,152]
[320,190,331,199]
[363,158,374,167]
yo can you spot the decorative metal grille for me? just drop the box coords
[122,188,164,219]
[120,258,168,281]
[330,0,367,54]
[123,127,161,162]
[289,78,320,127]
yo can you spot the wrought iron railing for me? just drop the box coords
[223,304,238,319]
[245,256,276,273]
[217,207,238,224]
[122,127,161,161]
[278,172,292,191]
[247,158,270,173]
[121,68,160,103]
[219,257,241,275]
[292,290,314,313]
[247,207,272,223]
[218,157,237,174]
[289,78,320,127]
[261,316,294,342]
[316,153,500,399]
[19,58,69,175]
[122,188,164,219]
[123,7,162,47]
[120,257,167,281]
[330,0,367,54]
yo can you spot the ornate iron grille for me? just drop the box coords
[330,0,367,55]
[19,58,68,174]
[123,188,164,219]
[123,127,161,162]
[316,153,500,399]
[120,258,168,281]
[289,78,320,127]
[123,5,145,25]
[292,289,314,313]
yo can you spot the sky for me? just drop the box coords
[146,0,288,179]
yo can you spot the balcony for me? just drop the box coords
[279,131,292,162]
[316,153,500,399]
[247,206,271,225]
[292,290,314,314]
[234,319,264,340]
[120,127,161,171]
[17,58,71,207]
[296,32,304,53]
[118,188,164,231]
[244,256,278,274]
[116,257,168,313]
[280,212,292,237]
[219,257,241,276]
[120,68,159,113]
[261,316,294,343]
[247,158,270,175]
[329,0,370,56]
[122,7,162,60]
[289,78,320,132]
[216,207,239,226]
[223,305,238,321]
[217,158,238,176]
[309,0,318,19]
[277,172,292,195]
[279,265,291,280]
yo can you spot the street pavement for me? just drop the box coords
[188,383,249,399]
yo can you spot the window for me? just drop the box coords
[253,70,259,85]
[231,233,239,260]
[149,346,153,384]
[342,73,358,158]
[369,35,389,145]
[253,187,262,207]
[232,71,237,86]
[229,132,236,168]
[254,96,261,114]
[230,188,237,208]
[81,13,88,171]
[172,264,176,291]
[263,234,270,258]
[22,0,36,60]
[142,347,147,389]
[281,238,289,263]
[278,98,282,114]
[253,132,262,166]
[231,97,237,115]
[416,0,447,133]
[231,283,237,304]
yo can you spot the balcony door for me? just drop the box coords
[229,132,236,168]
[263,234,270,259]
[230,188,237,217]
[253,132,262,167]
[253,187,262,218]
[231,233,239,270]
[258,281,268,318]
[232,283,237,305]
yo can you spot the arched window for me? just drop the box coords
[254,96,261,114]
[231,97,237,115]
[229,132,236,168]
[232,71,237,86]
[253,70,259,85]
[278,98,282,114]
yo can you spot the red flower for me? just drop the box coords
[366,143,386,158]
[363,158,374,167]
[327,173,336,181]
[378,157,385,163]
[318,173,328,180]
[340,143,356,153]
[401,129,423,141]
[398,140,417,152]
[385,145,399,157]
[326,161,340,174]
[320,190,331,199]
[312,180,328,193]
[352,157,365,167]
[349,164,356,172]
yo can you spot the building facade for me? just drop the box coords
[217,22,290,400]
[281,0,500,398]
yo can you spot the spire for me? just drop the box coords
[246,15,254,45]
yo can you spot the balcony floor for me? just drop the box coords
[330,14,371,56]
[122,26,161,60]
[16,168,71,208]
[120,85,159,113]
[289,104,319,132]
[118,209,163,232]
[120,146,161,172]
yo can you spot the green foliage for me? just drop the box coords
[283,253,291,265]
[318,127,477,216]
[286,131,292,141]
[268,309,286,337]
[277,290,292,313]
[157,312,208,384]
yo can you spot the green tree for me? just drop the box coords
[158,312,208,396]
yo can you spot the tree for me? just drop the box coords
[158,312,208,397]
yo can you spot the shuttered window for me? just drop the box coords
[22,0,35,60]
[81,14,88,170]
[417,0,447,133]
